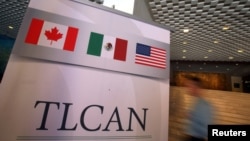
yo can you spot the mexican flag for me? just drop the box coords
[25,18,78,51]
[87,32,128,61]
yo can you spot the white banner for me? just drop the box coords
[0,55,169,141]
[0,0,170,141]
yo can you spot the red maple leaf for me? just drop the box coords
[44,27,63,45]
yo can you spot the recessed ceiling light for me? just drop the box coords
[223,26,229,30]
[228,56,234,60]
[182,56,186,59]
[237,50,243,53]
[182,49,187,52]
[183,41,187,44]
[183,29,189,33]
[213,40,219,44]
[208,49,213,52]
[8,26,13,29]
[204,56,208,59]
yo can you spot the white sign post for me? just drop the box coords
[0,0,172,141]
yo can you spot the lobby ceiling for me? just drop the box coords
[0,0,249,75]
[147,0,250,75]
[148,0,250,62]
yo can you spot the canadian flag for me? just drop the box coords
[25,18,78,51]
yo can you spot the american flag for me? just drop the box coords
[135,43,166,69]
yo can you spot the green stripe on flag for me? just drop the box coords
[87,32,103,56]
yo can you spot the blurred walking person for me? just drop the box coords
[183,76,214,141]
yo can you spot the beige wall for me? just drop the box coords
[169,86,250,141]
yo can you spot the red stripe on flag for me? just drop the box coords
[25,18,44,44]
[135,55,166,69]
[135,61,166,69]
[114,38,127,61]
[63,27,78,51]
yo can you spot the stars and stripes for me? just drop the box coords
[135,43,166,69]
